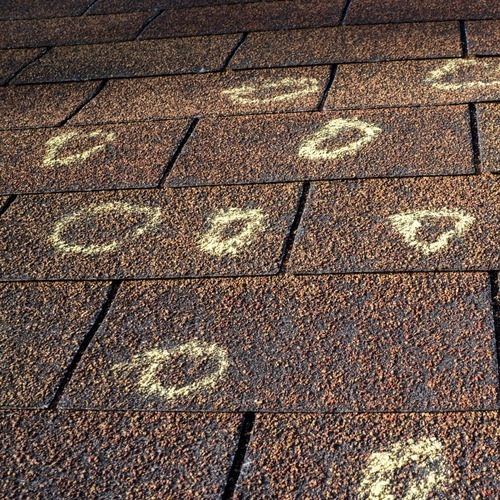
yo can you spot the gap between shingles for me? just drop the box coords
[158,117,199,187]
[459,20,469,57]
[134,9,165,39]
[221,32,248,70]
[489,272,500,407]
[278,181,311,274]
[317,64,337,111]
[58,78,108,126]
[339,0,353,25]
[222,411,256,499]
[468,102,482,173]
[3,47,52,86]
[47,280,122,409]
[0,195,17,218]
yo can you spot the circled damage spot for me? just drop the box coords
[198,207,267,257]
[359,437,449,499]
[50,201,162,255]
[42,129,116,168]
[388,208,475,255]
[298,118,382,161]
[112,340,229,401]
[424,59,500,90]
[221,77,320,105]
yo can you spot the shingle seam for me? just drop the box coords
[468,103,482,173]
[158,118,199,187]
[222,411,256,499]
[278,181,311,274]
[3,46,52,86]
[488,272,500,407]
[47,280,122,409]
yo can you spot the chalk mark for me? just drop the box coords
[112,340,228,401]
[50,201,162,255]
[388,208,475,255]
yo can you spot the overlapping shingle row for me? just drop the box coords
[0,0,499,496]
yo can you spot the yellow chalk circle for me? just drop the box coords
[50,201,162,255]
[298,118,382,161]
[359,437,449,499]
[42,129,116,168]
[198,207,267,257]
[388,208,475,255]
[424,59,500,90]
[112,340,229,401]
[221,77,319,105]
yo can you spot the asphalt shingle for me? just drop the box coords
[14,34,241,83]
[231,22,461,69]
[167,106,473,186]
[290,176,500,273]
[0,282,108,407]
[0,12,151,49]
[0,81,101,129]
[59,273,497,412]
[0,184,299,279]
[71,66,330,123]
[0,120,189,194]
[326,58,500,109]
[0,410,239,497]
[237,411,500,497]
[140,0,346,38]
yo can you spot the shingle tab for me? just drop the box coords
[14,34,241,83]
[71,66,330,124]
[59,273,497,412]
[467,20,500,55]
[290,176,500,273]
[477,102,500,173]
[0,0,94,20]
[326,58,500,109]
[140,0,345,38]
[0,81,101,129]
[0,13,151,49]
[237,411,500,497]
[0,184,300,280]
[231,22,461,69]
[346,0,500,24]
[0,411,239,497]
[168,106,473,186]
[0,120,189,194]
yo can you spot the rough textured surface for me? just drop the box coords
[231,22,461,69]
[0,120,189,194]
[90,0,258,14]
[0,184,299,280]
[140,0,345,38]
[14,34,240,83]
[0,81,100,130]
[0,13,151,49]
[0,47,43,84]
[477,103,500,173]
[237,411,500,497]
[168,106,473,186]
[468,20,500,55]
[60,273,497,412]
[0,410,240,497]
[0,282,108,407]
[327,57,500,109]
[0,0,93,20]
[346,0,500,24]
[71,66,329,124]
[291,176,500,273]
